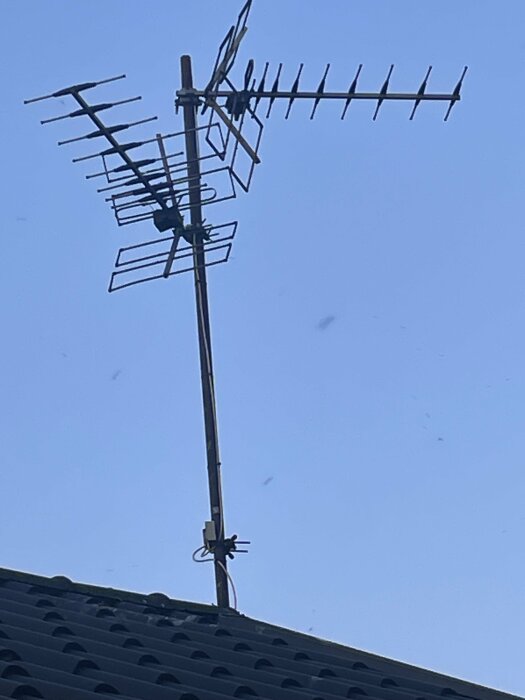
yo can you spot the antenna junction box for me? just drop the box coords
[204,520,217,548]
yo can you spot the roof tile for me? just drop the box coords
[0,568,520,700]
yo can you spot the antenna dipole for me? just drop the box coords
[25,0,466,609]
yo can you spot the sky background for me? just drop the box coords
[1,0,525,696]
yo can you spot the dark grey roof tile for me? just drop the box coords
[0,677,43,698]
[1,641,82,674]
[0,568,520,700]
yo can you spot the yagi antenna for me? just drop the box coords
[25,0,467,610]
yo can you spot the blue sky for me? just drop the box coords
[1,1,525,695]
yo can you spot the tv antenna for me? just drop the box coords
[25,0,467,609]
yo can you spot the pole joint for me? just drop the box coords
[176,87,202,110]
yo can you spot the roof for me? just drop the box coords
[0,567,520,700]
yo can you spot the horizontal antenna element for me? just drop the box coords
[24,74,126,104]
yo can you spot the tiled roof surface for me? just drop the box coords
[0,568,520,700]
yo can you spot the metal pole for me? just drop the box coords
[180,55,230,608]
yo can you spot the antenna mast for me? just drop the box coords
[179,55,230,608]
[25,0,466,609]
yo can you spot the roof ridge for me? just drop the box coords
[0,566,236,618]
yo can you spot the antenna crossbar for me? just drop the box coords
[199,89,460,101]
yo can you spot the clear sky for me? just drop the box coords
[1,1,524,696]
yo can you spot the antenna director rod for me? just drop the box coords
[180,55,230,609]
